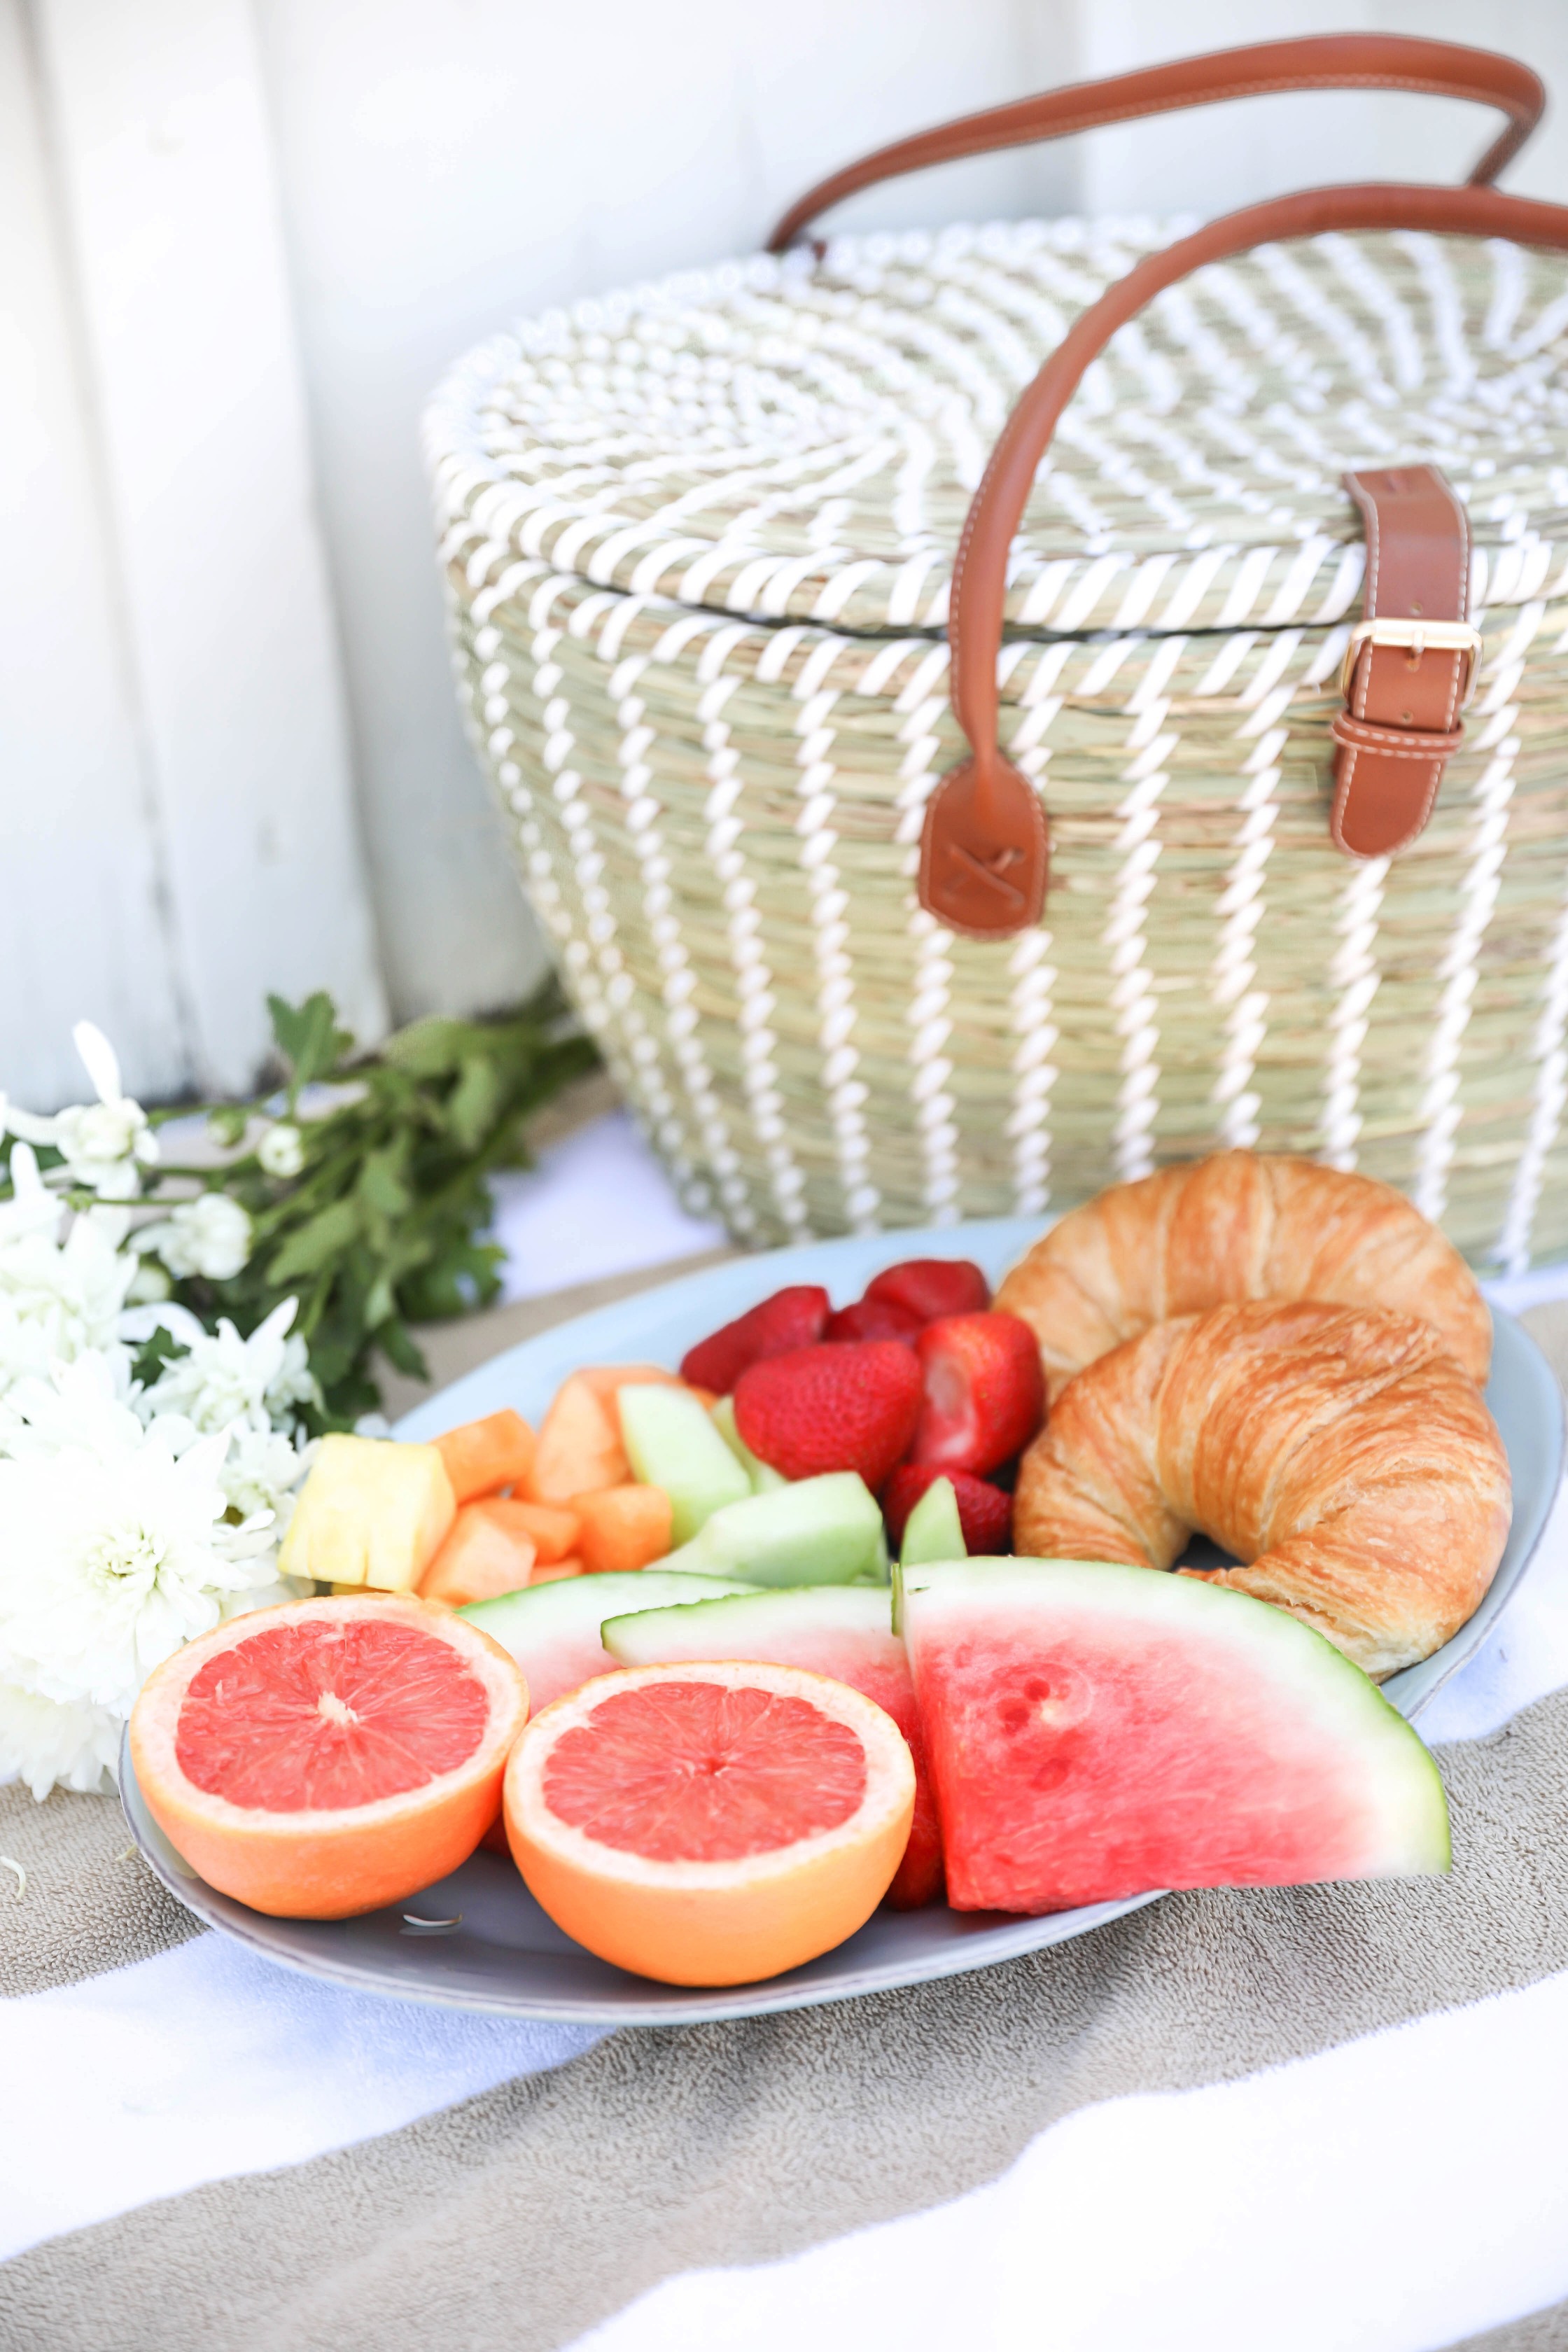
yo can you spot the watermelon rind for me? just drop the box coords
[899,1558,1451,1882]
[603,1583,896,1667]
[461,1569,758,1663]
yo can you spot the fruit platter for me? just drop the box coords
[122,1159,1566,2024]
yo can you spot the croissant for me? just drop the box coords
[995,1153,1492,1401]
[1012,1299,1511,1680]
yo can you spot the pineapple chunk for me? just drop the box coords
[279,1434,456,1592]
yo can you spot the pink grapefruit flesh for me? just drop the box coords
[132,1595,529,1920]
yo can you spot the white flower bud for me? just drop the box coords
[145,1194,252,1282]
[257,1122,305,1180]
[125,1256,173,1305]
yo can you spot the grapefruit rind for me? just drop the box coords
[505,1660,915,1984]
[898,1558,1450,1912]
[130,1596,529,1920]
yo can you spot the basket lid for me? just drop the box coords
[428,218,1568,640]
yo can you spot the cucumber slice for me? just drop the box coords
[659,1471,886,1586]
[617,1385,750,1544]
[460,1568,756,1713]
[900,1476,966,1568]
[710,1394,788,1493]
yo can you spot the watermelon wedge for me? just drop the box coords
[602,1586,943,1909]
[461,1571,757,1714]
[897,1558,1450,1914]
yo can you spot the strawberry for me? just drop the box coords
[883,1464,1013,1555]
[864,1257,990,1323]
[824,1296,925,1346]
[734,1341,923,1492]
[910,1311,1044,1478]
[679,1284,830,1395]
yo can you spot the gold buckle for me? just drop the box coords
[1340,619,1484,708]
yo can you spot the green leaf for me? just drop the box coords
[130,1324,185,1388]
[446,1053,503,1154]
[267,1197,361,1284]
[160,975,597,1429]
[357,1145,412,1219]
[363,1269,398,1330]
[380,1018,471,1079]
[377,1318,430,1382]
[267,992,354,1093]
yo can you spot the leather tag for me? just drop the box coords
[918,757,1048,937]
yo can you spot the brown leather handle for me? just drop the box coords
[946,181,1568,780]
[766,36,1544,253]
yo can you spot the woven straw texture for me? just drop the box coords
[426,221,1568,1267]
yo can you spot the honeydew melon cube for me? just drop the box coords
[278,1434,456,1592]
[617,1383,750,1544]
[661,1471,886,1586]
[709,1394,788,1492]
[899,1476,966,1569]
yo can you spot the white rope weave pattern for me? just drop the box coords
[426,219,1568,1270]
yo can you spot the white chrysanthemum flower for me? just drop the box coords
[220,1425,315,1534]
[0,1680,122,1798]
[0,1357,277,1717]
[3,1024,158,1200]
[139,1191,251,1282]
[136,1298,318,1436]
[0,1152,139,1404]
[0,1141,67,1247]
[256,1121,305,1179]
[0,1347,139,1462]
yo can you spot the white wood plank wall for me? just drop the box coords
[3,0,1566,1106]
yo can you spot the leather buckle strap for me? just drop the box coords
[1331,464,1476,860]
[911,182,1568,938]
[1339,618,1483,705]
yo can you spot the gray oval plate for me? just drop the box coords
[121,1221,1564,2024]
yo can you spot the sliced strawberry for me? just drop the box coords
[864,1257,990,1322]
[883,1464,1013,1555]
[679,1284,830,1395]
[910,1311,1044,1478]
[734,1342,923,1492]
[824,1296,925,1346]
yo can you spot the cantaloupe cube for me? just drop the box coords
[528,1555,584,1585]
[569,1483,674,1574]
[531,1365,682,1500]
[279,1434,456,1591]
[576,1364,685,1409]
[482,1497,580,1563]
[433,1409,536,1504]
[419,1500,537,1607]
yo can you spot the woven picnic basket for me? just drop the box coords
[426,35,1568,1270]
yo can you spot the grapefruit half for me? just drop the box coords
[131,1595,529,1919]
[505,1661,914,1984]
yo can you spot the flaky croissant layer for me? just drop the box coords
[996,1153,1492,1402]
[1013,1300,1511,1680]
